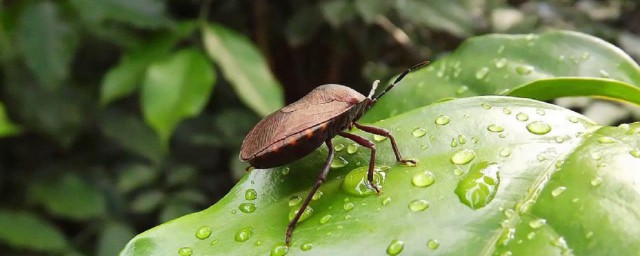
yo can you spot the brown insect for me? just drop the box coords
[239,61,428,245]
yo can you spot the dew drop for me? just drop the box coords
[495,58,507,68]
[239,203,256,213]
[551,186,566,197]
[312,190,324,200]
[288,206,313,222]
[435,115,450,125]
[245,189,257,200]
[373,134,387,142]
[630,150,640,158]
[527,232,536,240]
[453,167,464,176]
[343,202,355,211]
[347,144,359,154]
[455,162,500,209]
[410,127,427,138]
[342,166,386,196]
[599,69,610,78]
[499,148,511,157]
[581,52,590,60]
[569,116,579,123]
[386,239,404,255]
[210,239,219,246]
[270,244,289,256]
[450,138,458,147]
[475,67,489,80]
[515,65,533,75]
[597,136,615,144]
[178,247,192,256]
[334,143,345,151]
[481,103,492,109]
[528,218,546,229]
[516,112,529,121]
[255,240,262,246]
[458,135,467,144]
[195,226,212,240]
[331,156,349,169]
[502,108,512,115]
[427,239,440,249]
[555,136,565,143]
[412,171,435,187]
[450,149,476,165]
[527,121,551,135]
[320,214,332,224]
[281,167,290,175]
[288,196,302,206]
[301,243,313,251]
[382,196,392,206]
[235,227,253,242]
[408,199,429,212]
[536,109,546,115]
[590,177,603,187]
[456,85,469,95]
[488,124,505,133]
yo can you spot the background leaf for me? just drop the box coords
[121,96,640,255]
[17,1,77,89]
[363,30,640,123]
[0,101,20,137]
[70,0,171,28]
[0,210,67,252]
[395,0,477,37]
[29,173,106,220]
[202,23,284,117]
[97,222,136,256]
[141,48,216,146]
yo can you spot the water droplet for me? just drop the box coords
[342,166,386,196]
[320,214,332,224]
[343,202,355,211]
[409,127,427,138]
[334,143,345,151]
[195,226,212,240]
[502,108,512,115]
[331,156,349,169]
[599,69,610,78]
[597,136,615,144]
[450,149,476,165]
[408,199,429,212]
[630,150,640,158]
[515,65,533,75]
[585,231,594,239]
[347,144,359,154]
[488,124,505,133]
[550,236,569,251]
[529,218,546,229]
[471,137,479,143]
[551,186,566,197]
[475,67,489,80]
[450,138,458,147]
[235,227,253,242]
[536,109,546,115]
[386,239,404,255]
[527,232,536,240]
[288,206,313,222]
[210,239,219,246]
[555,136,565,143]
[412,171,435,187]
[527,121,551,135]
[481,103,492,109]
[178,247,192,256]
[435,115,450,125]
[301,243,313,251]
[373,134,387,142]
[312,190,323,200]
[457,135,467,145]
[289,196,302,206]
[270,244,289,256]
[568,116,579,123]
[455,162,500,209]
[590,177,603,187]
[255,240,263,246]
[581,52,590,60]
[427,239,440,249]
[421,145,429,150]
[281,167,290,175]
[499,148,511,157]
[516,112,529,121]
[245,189,257,200]
[239,203,256,213]
[456,85,469,95]
[495,58,507,68]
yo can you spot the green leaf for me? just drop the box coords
[121,96,640,255]
[141,48,216,146]
[0,210,67,252]
[100,110,163,163]
[97,222,135,256]
[29,173,106,220]
[100,22,195,105]
[17,1,77,89]
[320,0,357,28]
[116,164,158,194]
[70,0,171,28]
[130,189,165,214]
[394,0,476,37]
[202,23,284,117]
[363,30,640,123]
[0,101,20,137]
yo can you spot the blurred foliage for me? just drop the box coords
[0,0,638,255]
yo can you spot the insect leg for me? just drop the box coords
[285,139,334,245]
[338,132,381,194]
[354,122,417,165]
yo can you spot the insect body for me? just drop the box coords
[239,61,428,245]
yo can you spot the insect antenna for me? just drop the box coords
[371,60,430,103]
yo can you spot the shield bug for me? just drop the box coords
[239,61,428,245]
